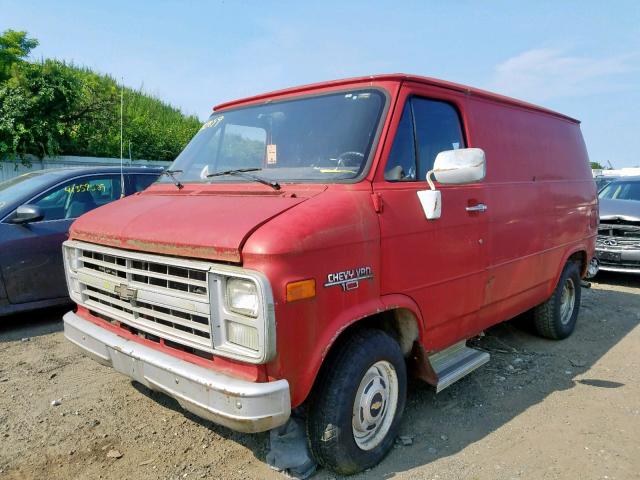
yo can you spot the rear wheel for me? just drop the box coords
[533,261,582,339]
[306,329,407,475]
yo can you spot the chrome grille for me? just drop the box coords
[596,236,640,250]
[597,224,640,251]
[64,239,277,364]
[81,251,208,295]
[72,244,214,352]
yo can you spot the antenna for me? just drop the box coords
[120,78,125,198]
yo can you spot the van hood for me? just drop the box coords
[70,189,312,263]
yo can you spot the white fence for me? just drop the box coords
[0,155,171,182]
[592,167,640,177]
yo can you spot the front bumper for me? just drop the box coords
[595,247,640,274]
[63,311,290,432]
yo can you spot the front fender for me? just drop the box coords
[285,295,425,407]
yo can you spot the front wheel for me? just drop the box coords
[306,329,407,475]
[533,261,582,339]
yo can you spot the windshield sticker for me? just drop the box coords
[266,144,277,165]
[200,115,224,131]
[324,266,373,292]
[64,183,106,194]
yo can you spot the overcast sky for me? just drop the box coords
[2,0,639,167]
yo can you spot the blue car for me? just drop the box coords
[0,166,163,316]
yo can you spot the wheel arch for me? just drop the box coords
[541,246,588,301]
[561,248,589,279]
[296,295,424,407]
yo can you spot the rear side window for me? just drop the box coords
[385,97,466,182]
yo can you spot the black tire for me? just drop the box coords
[306,329,407,475]
[533,261,582,339]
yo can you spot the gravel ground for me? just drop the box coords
[1,271,639,480]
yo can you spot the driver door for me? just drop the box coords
[373,85,489,350]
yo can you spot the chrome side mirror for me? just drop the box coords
[432,148,486,185]
[417,148,486,220]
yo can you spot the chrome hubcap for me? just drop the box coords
[560,278,576,325]
[352,360,399,451]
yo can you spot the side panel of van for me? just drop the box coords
[464,96,596,326]
[374,84,596,351]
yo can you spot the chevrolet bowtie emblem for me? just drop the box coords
[114,284,137,302]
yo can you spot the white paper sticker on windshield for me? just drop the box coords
[200,115,224,131]
[267,144,277,164]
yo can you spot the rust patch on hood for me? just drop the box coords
[124,239,239,263]
[71,229,124,248]
[70,229,240,262]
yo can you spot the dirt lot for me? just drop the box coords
[1,272,639,480]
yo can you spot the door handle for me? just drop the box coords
[466,203,488,213]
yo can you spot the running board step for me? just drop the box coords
[428,341,490,393]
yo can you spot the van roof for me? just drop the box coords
[214,73,579,124]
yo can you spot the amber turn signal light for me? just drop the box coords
[286,279,316,302]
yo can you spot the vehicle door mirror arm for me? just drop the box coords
[417,170,442,220]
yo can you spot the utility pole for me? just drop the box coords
[120,78,125,198]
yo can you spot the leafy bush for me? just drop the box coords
[0,29,201,163]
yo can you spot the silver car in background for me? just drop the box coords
[595,176,640,274]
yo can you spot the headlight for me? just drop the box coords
[210,269,275,363]
[225,278,259,318]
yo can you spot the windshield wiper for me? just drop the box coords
[207,168,281,190]
[161,169,184,190]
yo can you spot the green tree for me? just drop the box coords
[590,161,604,170]
[0,60,83,160]
[0,30,200,163]
[0,29,38,81]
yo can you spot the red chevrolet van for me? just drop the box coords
[62,74,597,474]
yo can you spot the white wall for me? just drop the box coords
[592,167,640,177]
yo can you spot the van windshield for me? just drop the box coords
[161,89,385,184]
